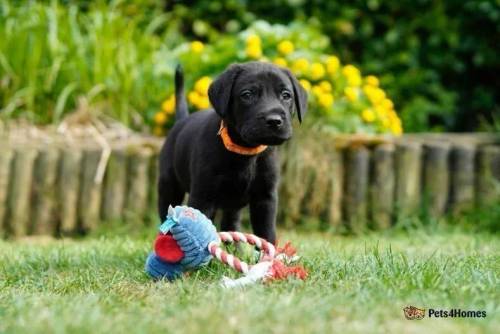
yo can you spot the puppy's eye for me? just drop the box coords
[240,90,253,100]
[281,90,292,100]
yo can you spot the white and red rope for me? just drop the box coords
[208,231,307,288]
[208,232,276,274]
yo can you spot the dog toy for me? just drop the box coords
[145,205,307,287]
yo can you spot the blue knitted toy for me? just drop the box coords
[145,205,219,280]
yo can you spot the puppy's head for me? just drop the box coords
[208,62,307,146]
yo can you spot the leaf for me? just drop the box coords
[53,82,77,123]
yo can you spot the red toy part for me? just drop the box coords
[276,241,297,257]
[265,260,308,281]
[154,234,185,263]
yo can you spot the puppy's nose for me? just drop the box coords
[266,115,283,129]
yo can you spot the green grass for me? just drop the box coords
[0,225,498,334]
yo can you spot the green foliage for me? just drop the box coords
[153,21,402,135]
[0,0,182,128]
[168,0,499,132]
[2,1,497,133]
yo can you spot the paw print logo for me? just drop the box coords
[403,306,426,320]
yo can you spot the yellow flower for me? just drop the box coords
[361,108,376,123]
[153,126,165,137]
[310,62,325,80]
[381,98,394,110]
[347,74,362,87]
[375,105,387,117]
[291,58,309,74]
[391,122,403,135]
[154,111,167,125]
[273,57,288,67]
[299,79,311,91]
[197,96,211,110]
[387,109,399,120]
[363,85,374,96]
[381,117,390,128]
[344,87,358,102]
[246,34,261,46]
[245,34,262,59]
[341,65,361,87]
[188,91,201,106]
[246,43,262,59]
[365,86,386,104]
[373,88,386,104]
[319,80,332,92]
[318,93,334,108]
[190,41,204,53]
[161,95,176,114]
[326,56,340,74]
[312,85,323,97]
[277,40,294,55]
[365,75,379,87]
[194,76,212,96]
[342,64,360,78]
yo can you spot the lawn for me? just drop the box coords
[0,224,498,334]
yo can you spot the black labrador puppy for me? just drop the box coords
[158,62,307,244]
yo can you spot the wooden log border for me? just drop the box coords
[0,133,498,238]
[343,145,370,232]
[370,143,395,229]
[422,142,451,218]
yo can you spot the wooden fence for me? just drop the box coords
[0,128,499,238]
[278,131,500,230]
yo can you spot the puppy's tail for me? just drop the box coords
[175,64,189,122]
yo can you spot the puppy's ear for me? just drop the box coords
[208,64,243,118]
[281,68,308,123]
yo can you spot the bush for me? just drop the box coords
[0,0,182,129]
[0,2,401,136]
[153,21,402,136]
[166,0,499,132]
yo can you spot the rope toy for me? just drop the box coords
[145,205,307,287]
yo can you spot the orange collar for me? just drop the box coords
[217,121,267,155]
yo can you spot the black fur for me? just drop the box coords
[158,62,307,243]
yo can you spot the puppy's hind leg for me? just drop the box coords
[158,174,184,223]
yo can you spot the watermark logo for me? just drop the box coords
[403,306,426,320]
[403,306,487,320]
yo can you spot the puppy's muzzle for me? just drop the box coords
[266,114,283,130]
[264,106,286,130]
